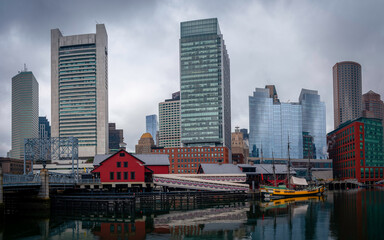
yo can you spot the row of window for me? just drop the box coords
[110,171,135,180]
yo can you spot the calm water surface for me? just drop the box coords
[1,189,383,240]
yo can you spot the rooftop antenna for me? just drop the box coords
[23,63,28,72]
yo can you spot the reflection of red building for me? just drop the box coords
[327,117,384,183]
[93,221,146,240]
[92,149,169,187]
[152,147,230,174]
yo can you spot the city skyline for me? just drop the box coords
[1,1,384,155]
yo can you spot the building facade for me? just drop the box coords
[51,24,108,158]
[249,86,326,159]
[39,116,51,139]
[152,146,230,174]
[158,92,181,148]
[327,117,384,183]
[333,61,362,128]
[109,123,124,153]
[146,114,158,145]
[11,71,39,160]
[135,133,155,154]
[231,127,249,164]
[362,90,384,122]
[180,18,231,149]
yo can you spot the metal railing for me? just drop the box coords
[3,173,40,185]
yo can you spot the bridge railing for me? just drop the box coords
[3,173,40,184]
[77,178,101,184]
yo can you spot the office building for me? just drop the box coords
[249,86,326,159]
[333,61,362,128]
[299,89,327,158]
[152,146,230,174]
[135,133,155,154]
[11,71,39,160]
[362,90,384,121]
[146,115,158,145]
[109,123,124,153]
[51,24,108,158]
[39,116,51,139]
[231,127,249,164]
[158,92,181,148]
[180,18,231,149]
[327,117,384,183]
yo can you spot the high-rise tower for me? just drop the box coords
[158,92,181,148]
[51,24,108,158]
[11,70,39,160]
[180,18,231,149]
[146,115,158,145]
[333,61,362,128]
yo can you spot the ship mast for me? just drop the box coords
[272,151,276,187]
[287,136,291,189]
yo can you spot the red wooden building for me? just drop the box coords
[92,149,169,189]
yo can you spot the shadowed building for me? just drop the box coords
[11,70,39,160]
[51,24,108,158]
[109,123,124,153]
[333,61,362,128]
[39,116,51,139]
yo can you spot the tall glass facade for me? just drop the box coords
[299,89,327,159]
[249,87,326,159]
[180,18,231,149]
[146,114,158,145]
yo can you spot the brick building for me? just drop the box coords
[327,117,384,183]
[152,147,230,174]
[0,157,32,174]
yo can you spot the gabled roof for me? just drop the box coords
[198,164,243,174]
[133,154,170,166]
[93,154,112,166]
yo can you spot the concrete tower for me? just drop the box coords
[51,24,108,158]
[333,61,362,128]
[11,70,39,159]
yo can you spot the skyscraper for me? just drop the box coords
[180,18,231,149]
[108,123,124,152]
[249,86,326,159]
[39,116,51,139]
[158,92,181,148]
[51,24,108,158]
[362,90,384,121]
[11,70,39,160]
[333,61,362,128]
[146,115,158,145]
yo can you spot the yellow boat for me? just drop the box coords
[260,184,325,198]
[260,195,325,209]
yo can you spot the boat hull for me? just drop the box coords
[260,185,325,198]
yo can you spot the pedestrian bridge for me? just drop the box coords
[153,174,249,192]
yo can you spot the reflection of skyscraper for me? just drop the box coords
[146,114,158,145]
[159,92,180,148]
[180,18,231,149]
[51,24,109,158]
[11,71,39,160]
[333,61,362,128]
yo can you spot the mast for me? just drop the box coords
[272,151,276,187]
[287,136,291,189]
[307,143,312,183]
[260,143,263,164]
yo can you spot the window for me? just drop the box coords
[120,152,125,157]
[124,162,128,168]
[117,162,121,168]
[124,172,128,180]
[131,172,135,180]
[117,172,121,180]
[110,172,114,180]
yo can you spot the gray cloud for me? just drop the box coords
[0,0,383,155]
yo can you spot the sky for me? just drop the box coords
[1,0,384,155]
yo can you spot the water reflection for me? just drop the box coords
[0,189,383,239]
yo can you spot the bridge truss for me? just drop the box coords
[24,137,78,174]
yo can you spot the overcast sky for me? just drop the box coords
[1,0,383,155]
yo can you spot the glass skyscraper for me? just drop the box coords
[249,86,326,159]
[180,18,231,149]
[39,116,51,139]
[11,71,39,160]
[146,114,158,145]
[51,24,108,158]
